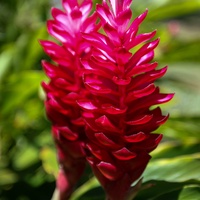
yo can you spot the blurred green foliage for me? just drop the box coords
[0,0,56,199]
[0,0,200,199]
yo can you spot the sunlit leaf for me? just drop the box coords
[40,146,59,177]
[178,186,200,200]
[13,145,39,170]
[135,180,199,200]
[143,153,200,182]
[151,141,200,159]
[157,118,200,142]
[1,71,45,116]
[0,46,13,81]
[70,176,102,200]
[0,169,18,186]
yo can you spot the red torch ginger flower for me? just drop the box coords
[78,0,174,199]
[40,0,100,199]
[41,0,173,199]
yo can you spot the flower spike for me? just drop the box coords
[41,0,173,199]
[40,0,99,199]
[78,0,174,199]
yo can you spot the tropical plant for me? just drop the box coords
[0,0,200,199]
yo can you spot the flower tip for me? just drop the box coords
[152,29,157,36]
[156,134,163,144]
[86,157,95,165]
[46,20,54,31]
[137,9,148,22]
[41,60,48,67]
[162,93,175,103]
[39,40,47,47]
[170,93,175,99]
[97,161,119,181]
[143,8,148,16]
[41,81,48,90]
[38,39,43,45]
[77,100,98,111]
[51,7,56,13]
[112,147,137,161]
[154,37,160,45]
[166,93,175,105]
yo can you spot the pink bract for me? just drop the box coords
[40,0,100,199]
[78,0,174,199]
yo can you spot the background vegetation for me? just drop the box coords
[0,0,200,199]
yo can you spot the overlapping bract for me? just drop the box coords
[41,0,173,199]
[78,1,173,199]
[40,0,100,199]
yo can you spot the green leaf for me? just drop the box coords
[151,141,200,159]
[160,63,200,117]
[13,144,39,170]
[0,46,13,81]
[135,180,198,200]
[178,186,200,200]
[23,26,48,70]
[148,0,200,21]
[0,169,18,186]
[40,146,59,177]
[1,70,45,116]
[70,177,102,200]
[157,118,200,142]
[143,153,200,183]
[132,0,200,20]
